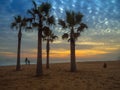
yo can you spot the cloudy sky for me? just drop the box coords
[0,0,120,66]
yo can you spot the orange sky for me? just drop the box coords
[0,40,119,61]
[0,47,117,59]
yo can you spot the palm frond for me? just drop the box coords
[33,8,39,15]
[58,19,67,28]
[43,38,47,41]
[27,9,35,18]
[75,12,83,24]
[11,22,17,29]
[14,15,21,23]
[32,22,39,27]
[39,2,51,15]
[67,38,69,42]
[51,33,58,39]
[47,16,55,25]
[14,16,17,22]
[16,15,21,23]
[43,26,51,36]
[66,11,75,26]
[27,18,33,22]
[49,34,58,42]
[52,35,58,39]
[49,39,53,42]
[74,32,80,40]
[21,18,27,27]
[42,35,47,41]
[62,33,69,39]
[25,27,33,32]
[11,15,22,29]
[32,0,37,9]
[26,26,32,30]
[77,23,88,32]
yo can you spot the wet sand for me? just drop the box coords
[0,61,120,90]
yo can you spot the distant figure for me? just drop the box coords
[25,57,28,65]
[28,60,30,65]
[103,63,107,68]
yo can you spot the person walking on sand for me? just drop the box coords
[25,57,28,65]
[103,63,107,68]
[28,60,30,65]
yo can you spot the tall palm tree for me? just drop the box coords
[59,11,88,72]
[27,1,52,76]
[42,11,57,69]
[11,15,27,71]
[43,26,58,69]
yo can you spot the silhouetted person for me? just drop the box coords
[28,60,30,65]
[25,57,28,65]
[103,63,107,68]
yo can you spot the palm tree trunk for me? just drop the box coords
[70,27,76,72]
[36,27,43,76]
[46,39,50,69]
[16,28,22,71]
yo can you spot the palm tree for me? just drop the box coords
[59,11,88,72]
[11,15,27,71]
[43,26,58,69]
[27,1,52,76]
[42,11,57,69]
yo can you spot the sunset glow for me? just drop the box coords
[0,48,113,59]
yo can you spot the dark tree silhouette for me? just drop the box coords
[43,27,58,69]
[11,15,27,71]
[42,11,57,69]
[27,1,52,76]
[59,11,88,72]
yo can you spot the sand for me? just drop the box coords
[0,61,120,90]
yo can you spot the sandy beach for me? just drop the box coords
[0,61,120,90]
